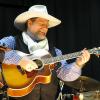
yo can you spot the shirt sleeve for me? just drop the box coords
[0,36,15,49]
[55,48,81,82]
[0,36,21,65]
[3,50,22,65]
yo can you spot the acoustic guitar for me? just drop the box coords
[0,47,100,97]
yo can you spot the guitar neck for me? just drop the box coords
[42,48,96,64]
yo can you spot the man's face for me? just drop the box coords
[27,18,49,40]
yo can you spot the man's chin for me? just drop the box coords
[39,36,46,40]
[39,37,46,41]
[34,36,46,41]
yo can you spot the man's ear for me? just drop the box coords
[27,19,33,28]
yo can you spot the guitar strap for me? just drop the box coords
[48,40,65,100]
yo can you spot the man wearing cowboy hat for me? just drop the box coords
[0,5,90,100]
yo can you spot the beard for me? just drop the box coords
[27,31,46,42]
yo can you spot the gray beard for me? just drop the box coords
[26,31,44,42]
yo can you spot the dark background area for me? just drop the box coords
[0,0,100,95]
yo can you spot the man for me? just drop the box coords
[0,5,90,100]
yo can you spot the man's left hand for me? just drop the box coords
[75,48,90,68]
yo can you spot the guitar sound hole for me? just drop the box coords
[33,59,43,70]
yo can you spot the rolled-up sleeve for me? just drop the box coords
[0,36,15,49]
[0,36,18,65]
[55,48,81,82]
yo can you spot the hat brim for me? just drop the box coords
[14,11,61,31]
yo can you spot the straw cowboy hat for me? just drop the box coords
[14,5,61,31]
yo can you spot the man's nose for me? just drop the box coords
[41,27,48,32]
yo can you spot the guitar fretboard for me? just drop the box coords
[42,48,97,64]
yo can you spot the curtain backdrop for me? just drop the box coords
[0,0,100,94]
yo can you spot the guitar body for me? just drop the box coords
[0,63,55,97]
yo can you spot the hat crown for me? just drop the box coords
[29,5,48,14]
